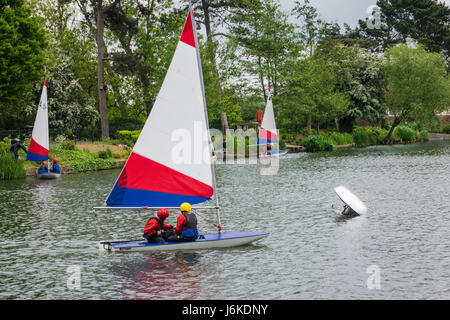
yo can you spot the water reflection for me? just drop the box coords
[108,252,204,300]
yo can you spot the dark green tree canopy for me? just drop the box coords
[0,0,46,129]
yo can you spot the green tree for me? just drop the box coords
[0,0,46,129]
[383,45,450,142]
[354,0,450,59]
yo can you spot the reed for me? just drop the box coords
[0,149,26,180]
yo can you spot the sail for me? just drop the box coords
[258,93,278,146]
[105,8,214,208]
[27,74,49,161]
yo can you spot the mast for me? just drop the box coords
[189,1,221,231]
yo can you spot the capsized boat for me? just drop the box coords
[257,85,287,158]
[27,73,60,179]
[334,185,367,216]
[95,4,269,253]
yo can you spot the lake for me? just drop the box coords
[0,140,449,299]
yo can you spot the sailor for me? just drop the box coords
[342,204,358,217]
[143,208,173,243]
[38,161,48,174]
[51,158,60,173]
[10,139,27,163]
[266,142,272,155]
[167,202,199,242]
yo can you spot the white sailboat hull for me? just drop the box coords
[37,172,61,179]
[99,231,269,253]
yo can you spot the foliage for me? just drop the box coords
[353,0,450,59]
[383,45,450,142]
[303,135,335,152]
[352,127,370,147]
[117,130,141,144]
[0,148,26,180]
[0,0,47,130]
[442,123,450,134]
[325,132,354,146]
[393,125,416,143]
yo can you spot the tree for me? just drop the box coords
[353,0,450,59]
[315,40,386,127]
[383,45,450,142]
[0,0,46,129]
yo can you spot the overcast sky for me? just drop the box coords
[280,0,450,28]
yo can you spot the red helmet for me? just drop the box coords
[53,158,58,163]
[157,208,169,220]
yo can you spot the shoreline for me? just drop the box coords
[16,133,450,178]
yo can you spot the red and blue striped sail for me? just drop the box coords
[27,74,49,161]
[105,8,214,208]
[258,93,278,150]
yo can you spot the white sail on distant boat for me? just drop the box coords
[96,3,268,252]
[257,85,288,158]
[27,73,60,179]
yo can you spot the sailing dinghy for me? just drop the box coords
[27,73,60,179]
[96,5,268,253]
[258,87,287,159]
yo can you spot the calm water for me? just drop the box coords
[1,141,449,300]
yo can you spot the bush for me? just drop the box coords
[418,130,429,142]
[117,130,141,144]
[365,127,389,145]
[279,139,286,150]
[442,123,450,134]
[59,140,76,150]
[303,135,335,152]
[97,147,113,159]
[394,125,416,143]
[0,149,26,180]
[326,132,354,146]
[352,127,370,147]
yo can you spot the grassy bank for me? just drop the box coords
[281,124,431,152]
[1,136,131,178]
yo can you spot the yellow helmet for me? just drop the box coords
[180,202,191,212]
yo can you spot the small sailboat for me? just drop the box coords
[96,4,268,253]
[257,85,288,159]
[27,73,60,179]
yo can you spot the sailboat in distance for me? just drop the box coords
[96,4,268,252]
[258,84,288,158]
[27,73,60,179]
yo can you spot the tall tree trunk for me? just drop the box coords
[384,117,401,144]
[97,0,109,139]
[334,114,340,131]
[221,111,229,133]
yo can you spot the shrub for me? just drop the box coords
[442,123,450,134]
[0,149,26,180]
[279,139,286,150]
[326,132,354,145]
[97,147,113,159]
[117,130,141,143]
[394,125,416,143]
[418,130,429,142]
[365,127,389,145]
[352,127,370,147]
[59,140,76,150]
[303,135,335,152]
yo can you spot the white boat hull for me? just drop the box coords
[99,231,269,253]
[37,172,61,179]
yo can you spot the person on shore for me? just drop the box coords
[51,158,60,174]
[9,140,27,163]
[38,161,48,174]
[167,202,199,242]
[143,208,173,243]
